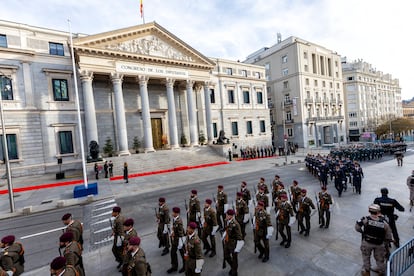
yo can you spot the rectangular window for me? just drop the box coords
[243,91,250,103]
[327,58,332,76]
[49,42,64,56]
[305,78,309,85]
[304,52,308,59]
[282,68,288,76]
[0,76,13,100]
[231,122,239,136]
[314,79,318,87]
[282,55,288,63]
[58,131,74,154]
[241,70,247,77]
[226,67,233,75]
[255,72,261,79]
[256,92,263,104]
[209,89,215,104]
[53,79,69,101]
[312,54,317,74]
[228,90,235,104]
[283,81,289,89]
[212,123,218,138]
[246,121,253,134]
[0,34,7,48]
[287,128,293,137]
[320,56,325,75]
[0,134,18,160]
[304,64,308,72]
[260,120,266,133]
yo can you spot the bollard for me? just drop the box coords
[22,206,32,215]
[57,200,65,208]
[228,149,232,161]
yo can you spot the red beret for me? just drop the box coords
[280,194,288,199]
[205,199,212,204]
[188,222,198,229]
[301,189,307,194]
[191,190,197,195]
[237,192,243,197]
[113,206,121,213]
[123,218,134,226]
[159,197,166,203]
[218,185,223,189]
[279,183,284,188]
[257,201,265,207]
[59,232,74,243]
[1,235,15,244]
[321,186,327,190]
[260,177,265,181]
[293,180,298,185]
[226,209,235,216]
[129,236,141,246]
[241,181,247,185]
[50,256,66,270]
[61,213,71,220]
[259,185,265,190]
[275,175,280,178]
[172,207,180,213]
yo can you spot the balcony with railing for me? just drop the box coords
[284,100,293,107]
[337,99,343,106]
[315,96,322,105]
[284,119,294,124]
[323,97,329,106]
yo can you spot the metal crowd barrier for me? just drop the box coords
[387,237,414,276]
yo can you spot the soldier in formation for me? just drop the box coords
[58,232,85,276]
[167,207,186,274]
[254,201,273,262]
[50,256,78,276]
[124,236,151,276]
[276,193,294,248]
[235,192,249,239]
[188,190,202,236]
[184,222,204,276]
[289,180,301,213]
[240,181,251,206]
[333,164,346,197]
[355,204,392,276]
[121,218,138,272]
[61,213,84,249]
[201,199,218,258]
[216,185,228,231]
[351,162,364,194]
[297,189,316,237]
[256,185,269,212]
[318,186,333,229]
[0,235,24,276]
[111,206,125,269]
[271,175,283,204]
[156,197,170,256]
[223,209,244,276]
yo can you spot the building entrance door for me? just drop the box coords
[323,126,332,144]
[151,118,163,149]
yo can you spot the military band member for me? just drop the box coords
[223,209,244,276]
[184,222,204,276]
[318,187,333,229]
[256,186,269,211]
[240,181,252,207]
[167,207,186,274]
[277,194,294,248]
[202,199,218,257]
[61,213,84,248]
[0,235,24,276]
[297,189,316,237]
[50,256,78,276]
[351,162,364,194]
[235,192,249,239]
[124,236,151,276]
[290,180,301,213]
[355,204,392,276]
[121,218,138,271]
[216,185,228,231]
[188,190,202,235]
[157,197,171,256]
[111,206,125,269]
[254,201,273,262]
[59,232,85,276]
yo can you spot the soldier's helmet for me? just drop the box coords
[380,188,389,195]
[368,204,381,213]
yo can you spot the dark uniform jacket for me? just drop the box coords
[298,196,316,215]
[127,247,150,276]
[123,228,138,248]
[224,218,242,249]
[216,191,228,214]
[171,216,185,246]
[0,242,24,275]
[241,188,251,203]
[257,182,269,194]
[185,232,203,273]
[235,199,249,223]
[66,220,83,246]
[318,192,332,210]
[256,193,269,208]
[63,241,84,276]
[158,204,171,227]
[290,185,301,201]
[277,201,294,225]
[254,209,272,237]
[189,197,201,222]
[113,215,126,243]
[373,195,404,217]
[203,207,218,235]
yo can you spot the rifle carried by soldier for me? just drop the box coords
[184,199,189,224]
[251,198,257,253]
[315,192,321,225]
[275,209,279,241]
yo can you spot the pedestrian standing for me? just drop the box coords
[167,207,186,274]
[407,170,414,209]
[374,188,405,248]
[355,204,392,276]
[0,235,24,276]
[223,209,244,276]
[123,162,128,183]
[109,160,114,177]
[104,161,109,178]
[111,206,125,269]
[94,162,99,180]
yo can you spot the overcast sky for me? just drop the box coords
[1,0,412,100]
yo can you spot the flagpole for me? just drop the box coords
[140,0,145,24]
[68,19,88,189]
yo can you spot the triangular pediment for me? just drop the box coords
[73,22,214,69]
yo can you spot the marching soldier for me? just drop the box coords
[297,189,316,237]
[277,194,294,248]
[111,206,125,269]
[235,192,249,239]
[319,160,329,189]
[256,186,269,211]
[240,181,252,206]
[223,209,244,276]
[49,256,78,276]
[374,188,405,248]
[407,170,414,210]
[201,199,218,257]
[0,235,24,276]
[318,186,333,229]
[351,162,364,194]
[121,218,138,272]
[59,232,85,276]
[184,222,204,276]
[355,204,392,276]
[254,201,273,262]
[271,175,282,203]
[188,190,202,236]
[290,180,301,213]
[157,197,171,256]
[216,185,228,231]
[61,213,84,248]
[124,236,151,276]
[167,207,186,274]
[257,177,269,194]
[333,164,346,197]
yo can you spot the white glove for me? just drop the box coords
[200,217,205,226]
[195,259,204,273]
[211,225,219,236]
[248,200,253,208]
[275,210,280,219]
[234,240,244,253]
[116,235,123,247]
[178,237,185,249]
[251,216,256,230]
[243,214,249,223]
[196,212,201,222]
[163,224,168,234]
[266,226,274,239]
[266,206,271,214]
[224,204,229,213]
[221,230,227,241]
[6,271,13,276]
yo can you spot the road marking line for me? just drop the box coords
[93,198,115,206]
[93,211,113,218]
[93,203,117,212]
[93,226,112,234]
[20,226,66,239]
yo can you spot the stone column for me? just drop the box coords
[111,73,130,156]
[186,80,198,146]
[138,76,155,152]
[80,71,99,145]
[203,82,213,144]
[165,78,179,149]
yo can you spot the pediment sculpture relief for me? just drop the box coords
[105,35,194,62]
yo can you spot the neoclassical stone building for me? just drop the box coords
[0,20,271,176]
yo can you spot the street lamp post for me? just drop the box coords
[0,75,15,213]
[282,99,287,163]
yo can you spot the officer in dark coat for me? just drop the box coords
[351,162,364,194]
[374,188,405,247]
[333,164,346,197]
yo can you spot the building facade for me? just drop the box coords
[342,58,403,141]
[245,36,346,149]
[0,20,271,176]
[403,101,414,118]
